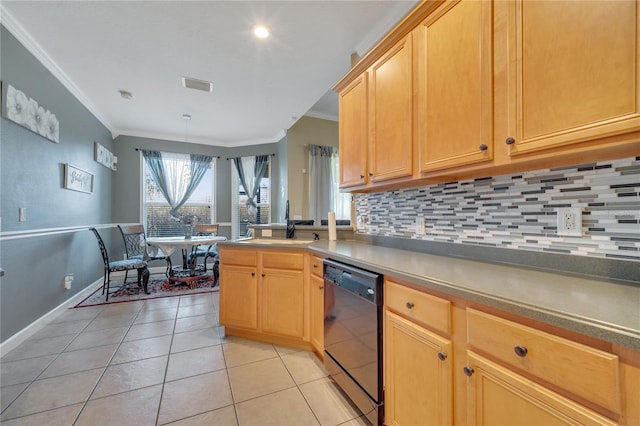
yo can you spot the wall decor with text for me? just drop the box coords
[1,81,60,143]
[64,163,94,194]
[94,141,117,171]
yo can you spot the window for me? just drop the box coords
[231,157,271,239]
[142,152,216,237]
[331,154,351,221]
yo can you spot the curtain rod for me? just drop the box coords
[134,148,221,159]
[226,153,277,160]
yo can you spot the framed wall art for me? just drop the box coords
[1,81,60,143]
[64,163,94,193]
[94,142,117,171]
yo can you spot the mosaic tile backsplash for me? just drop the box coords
[355,156,640,262]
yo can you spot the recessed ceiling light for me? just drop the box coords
[182,114,192,121]
[119,90,133,100]
[254,25,270,39]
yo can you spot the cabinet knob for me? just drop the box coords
[514,345,528,358]
[360,175,365,179]
[437,352,447,361]
[368,172,373,177]
[505,137,515,145]
[313,264,318,268]
[251,272,255,276]
[405,301,414,309]
[479,144,488,151]
[261,273,266,277]
[463,366,475,377]
[319,285,324,289]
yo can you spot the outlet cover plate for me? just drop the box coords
[557,207,583,236]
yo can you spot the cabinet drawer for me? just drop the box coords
[310,256,324,278]
[220,248,257,267]
[262,251,304,270]
[385,280,451,335]
[467,308,620,413]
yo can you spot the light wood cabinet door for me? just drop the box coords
[339,73,368,188]
[261,268,305,338]
[416,0,493,172]
[465,352,617,426]
[219,265,258,330]
[506,0,640,155]
[385,310,452,426]
[368,34,414,183]
[310,274,324,355]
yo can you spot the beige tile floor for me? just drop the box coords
[0,284,368,425]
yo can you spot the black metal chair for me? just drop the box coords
[188,224,224,285]
[90,227,150,301]
[117,224,172,282]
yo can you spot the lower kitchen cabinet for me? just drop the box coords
[464,351,616,426]
[309,256,325,356]
[219,247,310,348]
[385,310,452,426]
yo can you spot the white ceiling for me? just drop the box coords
[1,1,418,147]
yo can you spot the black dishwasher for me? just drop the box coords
[323,259,383,426]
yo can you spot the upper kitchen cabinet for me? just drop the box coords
[504,0,640,156]
[368,34,414,183]
[416,0,494,173]
[338,74,368,188]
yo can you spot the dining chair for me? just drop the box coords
[118,224,172,281]
[89,227,150,301]
[189,223,225,285]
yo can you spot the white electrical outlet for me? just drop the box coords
[262,229,272,237]
[64,274,74,290]
[415,216,426,235]
[557,207,583,236]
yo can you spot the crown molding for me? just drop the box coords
[0,6,117,138]
[117,128,286,148]
[304,110,338,122]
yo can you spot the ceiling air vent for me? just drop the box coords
[181,77,213,93]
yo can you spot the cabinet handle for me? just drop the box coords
[514,345,528,358]
[437,352,447,361]
[479,144,488,151]
[463,366,475,377]
[313,264,318,268]
[405,301,414,309]
[505,137,515,145]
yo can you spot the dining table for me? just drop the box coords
[146,235,227,286]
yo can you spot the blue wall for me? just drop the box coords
[0,26,114,342]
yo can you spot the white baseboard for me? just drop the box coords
[0,278,103,357]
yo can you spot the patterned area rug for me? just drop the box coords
[74,275,217,308]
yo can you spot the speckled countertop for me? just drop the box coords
[219,238,640,350]
[306,240,640,351]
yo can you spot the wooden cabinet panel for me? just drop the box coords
[262,251,304,270]
[385,311,452,426]
[310,256,323,278]
[467,308,620,413]
[221,248,257,266]
[310,274,324,355]
[219,265,258,330]
[416,0,493,172]
[261,268,305,338]
[368,34,414,182]
[465,352,616,426]
[385,279,451,335]
[508,0,640,155]
[339,74,368,188]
